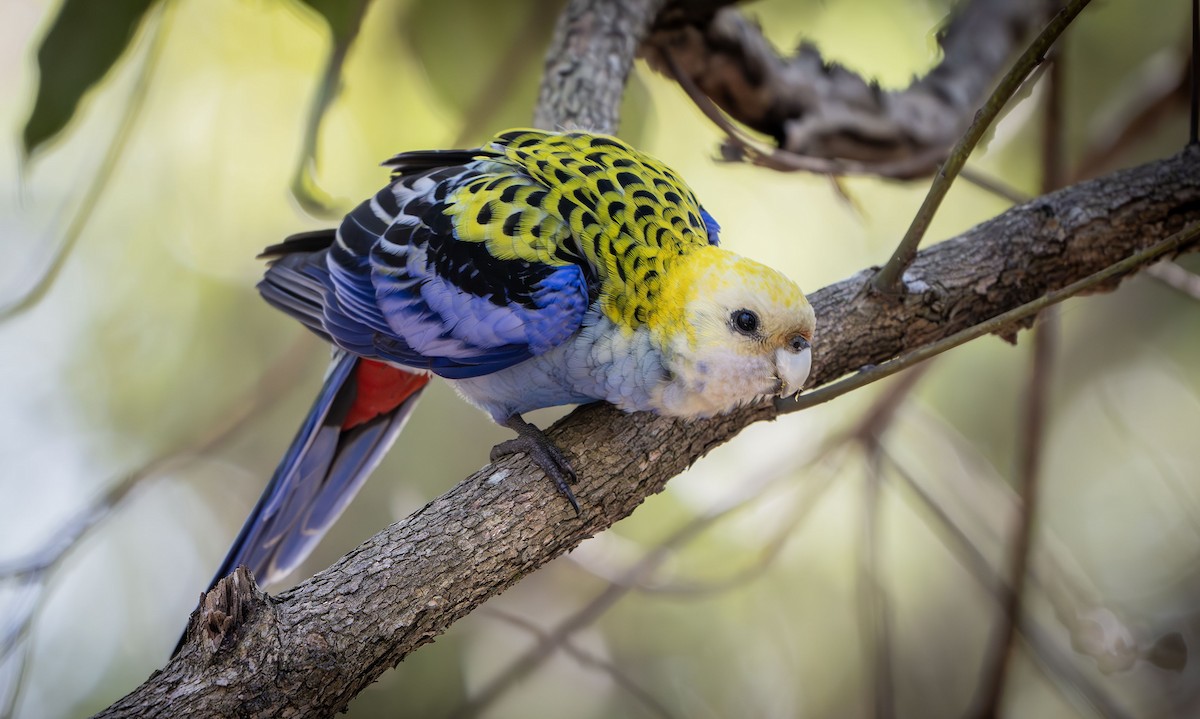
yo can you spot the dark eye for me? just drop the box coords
[732,309,759,335]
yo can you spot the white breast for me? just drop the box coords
[446,312,669,422]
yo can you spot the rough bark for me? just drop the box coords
[644,0,1062,175]
[533,0,668,133]
[97,145,1200,718]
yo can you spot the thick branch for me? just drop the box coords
[97,147,1200,718]
[644,0,1060,175]
[533,0,667,133]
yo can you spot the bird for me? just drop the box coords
[209,129,816,593]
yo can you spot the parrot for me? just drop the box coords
[207,129,816,595]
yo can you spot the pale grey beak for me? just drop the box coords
[775,344,812,398]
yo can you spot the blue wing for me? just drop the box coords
[263,159,591,380]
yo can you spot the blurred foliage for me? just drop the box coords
[289,0,372,217]
[21,0,158,157]
[1,0,1199,717]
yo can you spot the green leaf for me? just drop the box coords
[22,0,160,158]
[290,0,372,218]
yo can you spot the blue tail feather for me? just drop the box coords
[211,349,425,580]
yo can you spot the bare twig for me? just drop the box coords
[861,448,894,719]
[288,0,371,218]
[1191,0,1198,145]
[0,333,315,715]
[462,367,929,717]
[646,0,1059,173]
[481,607,678,719]
[0,3,168,321]
[976,82,1064,704]
[571,368,929,599]
[849,369,933,719]
[960,167,1032,204]
[970,310,1056,718]
[1074,48,1192,181]
[881,450,1134,719]
[450,447,822,719]
[1041,52,1067,195]
[1146,260,1200,300]
[568,462,838,597]
[0,334,315,582]
[872,0,1093,293]
[778,220,1200,416]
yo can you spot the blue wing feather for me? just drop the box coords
[306,165,590,378]
[700,207,720,246]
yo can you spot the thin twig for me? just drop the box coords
[843,365,934,444]
[0,634,32,719]
[883,451,1001,599]
[572,451,842,597]
[960,167,1032,204]
[0,332,316,708]
[451,1,556,147]
[977,64,1066,713]
[1191,0,1198,145]
[0,334,316,581]
[881,449,1133,719]
[449,452,813,719]
[970,310,1056,718]
[458,367,931,718]
[1073,49,1191,181]
[569,368,929,600]
[0,2,169,321]
[861,447,894,719]
[481,607,678,719]
[1147,260,1200,300]
[1041,52,1067,194]
[288,0,371,218]
[872,0,1092,293]
[776,220,1200,416]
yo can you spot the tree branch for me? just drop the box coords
[533,0,668,133]
[644,0,1061,177]
[91,0,1200,713]
[96,139,1200,717]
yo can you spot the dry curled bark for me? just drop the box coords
[97,146,1200,719]
[644,0,1061,175]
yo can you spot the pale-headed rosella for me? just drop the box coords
[208,129,816,592]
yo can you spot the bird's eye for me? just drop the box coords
[732,309,759,335]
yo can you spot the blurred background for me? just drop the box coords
[1,0,1199,716]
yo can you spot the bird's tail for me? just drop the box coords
[176,351,426,653]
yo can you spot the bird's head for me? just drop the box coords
[650,246,816,418]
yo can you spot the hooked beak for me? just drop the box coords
[775,341,812,398]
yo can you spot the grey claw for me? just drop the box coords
[492,415,582,515]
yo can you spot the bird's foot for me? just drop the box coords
[492,415,580,515]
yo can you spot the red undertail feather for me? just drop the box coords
[342,360,429,430]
